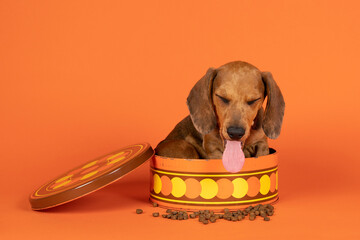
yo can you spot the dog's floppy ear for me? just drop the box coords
[187,68,217,135]
[262,72,285,139]
[252,108,264,130]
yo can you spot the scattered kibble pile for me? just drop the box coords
[136,203,275,224]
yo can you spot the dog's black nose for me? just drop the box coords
[227,126,245,140]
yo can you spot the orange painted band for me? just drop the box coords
[151,149,278,173]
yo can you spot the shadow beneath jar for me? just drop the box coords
[30,178,149,213]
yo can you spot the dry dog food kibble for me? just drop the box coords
[137,204,275,224]
[152,202,158,207]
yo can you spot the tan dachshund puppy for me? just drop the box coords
[155,61,285,161]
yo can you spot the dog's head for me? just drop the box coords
[187,61,285,145]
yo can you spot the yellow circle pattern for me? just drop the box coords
[55,175,73,183]
[53,180,71,189]
[171,177,186,198]
[232,178,248,198]
[200,178,218,199]
[151,171,278,200]
[259,175,271,195]
[82,160,97,169]
[107,152,124,160]
[81,171,98,180]
[153,174,162,194]
[107,156,125,165]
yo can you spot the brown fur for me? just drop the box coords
[155,61,285,159]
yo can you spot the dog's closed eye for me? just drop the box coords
[216,94,230,104]
[247,97,261,106]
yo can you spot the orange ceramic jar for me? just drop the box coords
[150,149,279,211]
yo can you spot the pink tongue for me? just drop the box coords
[222,141,245,173]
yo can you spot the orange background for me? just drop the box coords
[1,0,360,239]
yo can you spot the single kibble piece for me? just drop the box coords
[264,217,270,221]
[153,212,159,217]
[260,211,267,217]
[190,214,196,218]
[136,209,143,214]
[249,215,256,221]
[162,214,167,218]
[171,215,177,220]
[166,209,172,213]
[152,202,158,207]
[224,208,230,213]
[203,220,209,225]
[210,217,216,223]
[167,214,172,219]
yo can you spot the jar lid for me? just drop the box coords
[29,143,154,210]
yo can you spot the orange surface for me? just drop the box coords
[1,0,360,239]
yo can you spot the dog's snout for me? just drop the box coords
[227,126,245,140]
